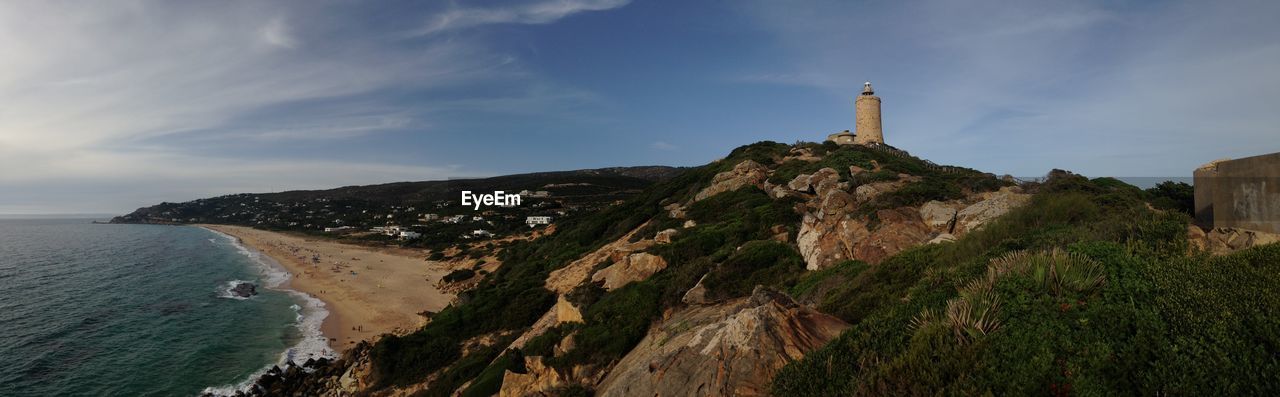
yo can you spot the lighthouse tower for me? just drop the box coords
[854,81,884,145]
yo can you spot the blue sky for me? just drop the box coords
[1,0,1278,214]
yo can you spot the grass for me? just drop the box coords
[770,171,1280,396]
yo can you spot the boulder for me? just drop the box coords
[928,233,957,244]
[1190,226,1280,254]
[230,282,257,298]
[682,274,710,305]
[919,200,959,231]
[786,174,813,193]
[694,160,770,201]
[591,253,669,291]
[554,295,583,324]
[808,168,842,197]
[596,287,849,397]
[655,228,679,244]
[954,186,1031,235]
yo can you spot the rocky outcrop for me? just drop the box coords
[919,200,960,231]
[655,228,679,244]
[694,160,770,201]
[1188,225,1280,254]
[953,186,1030,235]
[596,287,849,397]
[231,282,258,298]
[592,253,669,291]
[545,224,655,294]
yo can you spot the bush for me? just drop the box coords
[701,240,806,300]
[442,268,477,283]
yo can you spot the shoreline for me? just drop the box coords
[201,224,455,352]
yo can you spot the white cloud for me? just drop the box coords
[415,0,630,36]
[736,0,1280,177]
[260,17,298,49]
[650,141,678,151]
[0,1,597,213]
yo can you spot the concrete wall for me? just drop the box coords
[1194,152,1280,233]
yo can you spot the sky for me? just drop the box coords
[1,0,1277,214]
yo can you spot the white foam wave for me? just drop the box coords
[215,279,254,300]
[200,227,337,396]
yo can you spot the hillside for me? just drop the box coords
[213,141,1280,396]
[110,166,682,247]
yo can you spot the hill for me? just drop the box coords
[210,141,1280,397]
[110,166,682,247]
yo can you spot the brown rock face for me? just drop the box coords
[694,160,770,201]
[592,253,670,291]
[953,186,1030,235]
[1189,225,1280,254]
[596,287,849,397]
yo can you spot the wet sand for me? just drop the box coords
[203,225,453,352]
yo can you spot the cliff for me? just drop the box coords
[211,141,1280,396]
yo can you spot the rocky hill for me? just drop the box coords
[213,141,1280,396]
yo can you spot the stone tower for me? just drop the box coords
[854,81,884,145]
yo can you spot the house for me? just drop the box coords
[420,213,440,222]
[471,229,493,238]
[399,231,422,240]
[526,216,553,227]
[324,226,355,233]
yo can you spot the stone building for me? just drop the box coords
[826,81,884,146]
[1194,152,1280,233]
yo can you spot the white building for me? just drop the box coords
[324,226,355,233]
[471,229,493,238]
[526,216,553,227]
[399,231,422,240]
[420,213,440,222]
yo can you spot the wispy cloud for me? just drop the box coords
[650,141,678,151]
[414,0,630,36]
[0,1,605,213]
[735,0,1280,176]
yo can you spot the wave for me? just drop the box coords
[215,279,254,300]
[200,228,337,396]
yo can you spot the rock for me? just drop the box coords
[919,200,959,231]
[499,357,592,397]
[954,187,1031,235]
[1191,226,1280,254]
[683,220,697,229]
[928,233,957,244]
[596,287,849,397]
[808,168,842,198]
[231,282,257,298]
[665,203,686,219]
[591,253,669,291]
[682,274,710,305]
[545,223,655,294]
[798,206,933,270]
[694,160,770,201]
[554,295,583,324]
[655,228,679,244]
[849,165,867,175]
[786,174,813,193]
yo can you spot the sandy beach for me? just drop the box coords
[202,225,454,352]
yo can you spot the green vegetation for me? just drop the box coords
[771,171,1280,396]
[1145,180,1194,215]
[441,268,476,283]
[323,142,1272,396]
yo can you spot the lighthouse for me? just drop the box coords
[853,81,884,145]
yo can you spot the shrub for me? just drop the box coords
[442,268,477,283]
[701,240,806,300]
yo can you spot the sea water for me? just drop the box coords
[0,219,334,396]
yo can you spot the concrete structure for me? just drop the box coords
[826,130,856,145]
[399,230,422,240]
[1194,152,1280,233]
[853,82,884,145]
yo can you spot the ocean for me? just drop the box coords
[0,219,334,396]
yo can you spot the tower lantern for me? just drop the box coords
[854,81,884,145]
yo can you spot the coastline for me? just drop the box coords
[201,224,455,352]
